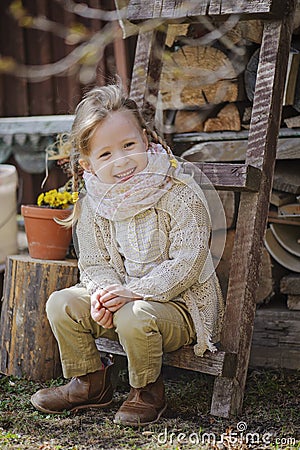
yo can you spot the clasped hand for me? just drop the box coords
[90,284,142,329]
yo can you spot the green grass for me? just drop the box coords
[0,366,299,449]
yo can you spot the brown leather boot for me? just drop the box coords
[31,357,114,414]
[114,374,167,426]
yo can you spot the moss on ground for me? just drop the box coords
[0,366,299,449]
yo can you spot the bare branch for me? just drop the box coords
[53,0,127,21]
[0,22,119,81]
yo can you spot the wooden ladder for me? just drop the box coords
[97,0,296,417]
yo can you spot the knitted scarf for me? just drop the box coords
[83,143,177,221]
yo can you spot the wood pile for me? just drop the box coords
[159,19,300,136]
[281,274,300,310]
[169,21,300,369]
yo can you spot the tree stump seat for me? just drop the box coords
[0,255,79,381]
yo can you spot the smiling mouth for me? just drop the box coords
[114,167,136,181]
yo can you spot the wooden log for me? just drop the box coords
[239,20,263,43]
[250,307,300,369]
[280,273,300,294]
[165,23,189,47]
[174,110,204,133]
[0,255,78,381]
[287,295,300,310]
[284,115,300,128]
[159,46,238,109]
[257,246,274,304]
[270,190,296,207]
[217,191,235,229]
[215,229,274,302]
[203,103,241,132]
[273,160,300,194]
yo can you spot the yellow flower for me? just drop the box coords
[170,158,178,168]
[72,191,79,203]
[36,189,76,209]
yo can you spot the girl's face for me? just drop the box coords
[79,110,148,184]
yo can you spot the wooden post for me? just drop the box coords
[0,255,78,381]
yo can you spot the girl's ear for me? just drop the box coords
[142,128,149,148]
[79,158,94,173]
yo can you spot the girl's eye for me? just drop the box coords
[99,151,111,158]
[124,142,135,149]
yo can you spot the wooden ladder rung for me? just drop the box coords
[126,0,285,21]
[95,338,237,377]
[185,162,261,191]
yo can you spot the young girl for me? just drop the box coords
[31,82,224,427]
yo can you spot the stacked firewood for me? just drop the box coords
[159,19,300,135]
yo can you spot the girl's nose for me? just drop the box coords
[113,150,129,166]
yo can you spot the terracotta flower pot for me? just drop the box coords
[21,204,72,260]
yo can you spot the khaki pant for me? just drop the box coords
[46,285,196,388]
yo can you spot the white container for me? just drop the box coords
[0,164,18,263]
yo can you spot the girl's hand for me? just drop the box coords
[99,284,142,312]
[91,291,114,328]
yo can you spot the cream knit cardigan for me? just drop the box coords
[76,181,224,357]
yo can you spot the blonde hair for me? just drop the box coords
[65,81,172,226]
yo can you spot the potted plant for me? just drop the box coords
[21,186,77,260]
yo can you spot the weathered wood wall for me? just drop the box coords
[0,0,134,117]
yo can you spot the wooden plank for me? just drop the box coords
[163,347,237,377]
[113,24,129,91]
[181,136,300,162]
[23,0,54,115]
[192,162,261,191]
[0,116,74,135]
[161,0,209,17]
[90,0,106,87]
[211,4,296,417]
[130,28,167,125]
[126,0,286,20]
[130,31,153,109]
[96,338,237,377]
[0,0,28,116]
[221,0,272,15]
[250,307,300,369]
[49,1,81,114]
[128,0,155,19]
[208,0,221,15]
[175,128,300,143]
[250,345,300,369]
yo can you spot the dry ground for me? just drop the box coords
[0,363,299,449]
